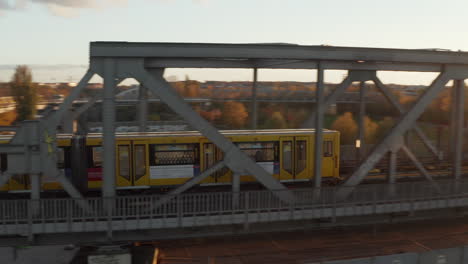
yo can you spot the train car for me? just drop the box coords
[0,129,340,192]
[86,129,340,190]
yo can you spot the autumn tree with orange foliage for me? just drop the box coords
[331,112,357,144]
[221,102,248,128]
[199,109,222,123]
[363,116,379,144]
[262,111,288,129]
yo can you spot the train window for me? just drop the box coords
[323,141,333,157]
[203,143,227,178]
[282,141,293,174]
[12,174,28,185]
[86,146,103,168]
[237,142,277,162]
[295,140,307,174]
[118,145,131,180]
[93,146,103,167]
[134,145,146,180]
[150,144,196,166]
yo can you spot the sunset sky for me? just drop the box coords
[1,0,467,84]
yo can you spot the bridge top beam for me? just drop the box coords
[91,42,468,71]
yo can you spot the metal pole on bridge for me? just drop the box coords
[452,79,465,181]
[251,68,258,130]
[102,58,117,200]
[314,64,324,189]
[357,81,366,161]
[138,84,148,132]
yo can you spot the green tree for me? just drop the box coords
[10,65,38,121]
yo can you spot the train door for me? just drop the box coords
[116,140,149,188]
[322,135,336,177]
[201,142,230,184]
[279,136,310,181]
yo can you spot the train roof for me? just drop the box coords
[86,129,338,139]
[0,129,338,141]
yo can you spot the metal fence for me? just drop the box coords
[1,179,468,237]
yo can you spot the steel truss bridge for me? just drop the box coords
[0,42,467,244]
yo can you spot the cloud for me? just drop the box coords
[0,0,128,17]
[0,0,209,17]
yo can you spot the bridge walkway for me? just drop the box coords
[1,179,468,242]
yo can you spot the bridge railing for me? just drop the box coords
[0,179,467,236]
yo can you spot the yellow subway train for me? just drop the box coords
[0,129,340,192]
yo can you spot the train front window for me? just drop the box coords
[150,144,196,166]
[282,141,293,174]
[295,140,306,174]
[134,145,146,180]
[118,145,131,180]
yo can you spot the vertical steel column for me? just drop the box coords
[314,65,324,188]
[449,84,458,160]
[357,81,366,161]
[138,84,148,132]
[102,58,116,199]
[251,68,258,129]
[30,174,40,215]
[232,172,240,208]
[453,80,465,180]
[387,150,397,196]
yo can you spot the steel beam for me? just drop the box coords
[102,59,116,198]
[357,82,366,161]
[251,68,258,129]
[48,70,94,128]
[372,77,442,159]
[129,63,294,203]
[71,97,99,120]
[144,58,442,72]
[453,80,465,180]
[138,85,148,132]
[340,72,450,192]
[30,174,40,215]
[401,145,441,192]
[387,150,397,196]
[30,174,40,200]
[232,172,240,208]
[302,75,353,128]
[449,84,458,160]
[147,161,225,210]
[314,65,324,188]
[90,42,468,66]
